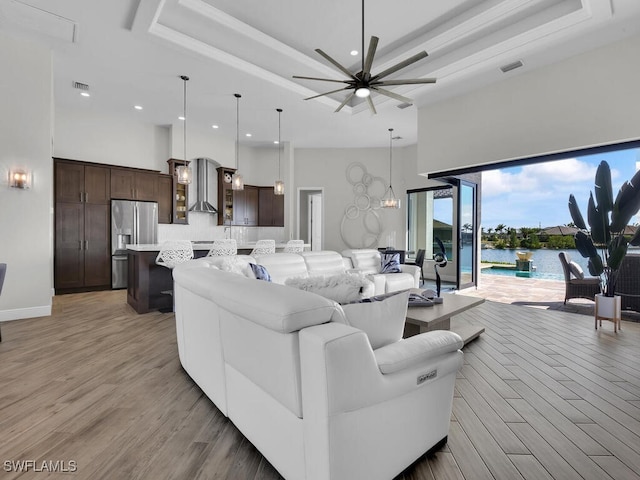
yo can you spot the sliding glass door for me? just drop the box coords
[458,180,477,290]
[407,179,478,290]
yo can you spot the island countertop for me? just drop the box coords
[126,242,308,252]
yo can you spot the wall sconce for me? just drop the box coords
[10,169,30,189]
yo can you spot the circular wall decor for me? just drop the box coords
[340,162,385,248]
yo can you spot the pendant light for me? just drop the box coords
[176,75,192,185]
[382,128,400,209]
[231,93,244,191]
[274,108,284,195]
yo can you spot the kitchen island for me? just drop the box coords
[126,242,309,313]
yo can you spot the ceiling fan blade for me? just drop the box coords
[293,75,350,84]
[315,49,358,80]
[335,92,355,113]
[374,78,437,86]
[304,86,351,101]
[362,36,379,77]
[366,96,377,115]
[371,87,413,104]
[371,51,428,82]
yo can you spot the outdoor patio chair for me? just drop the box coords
[558,252,601,304]
[405,249,425,285]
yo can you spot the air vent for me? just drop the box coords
[500,60,524,73]
[72,81,89,91]
[397,102,413,109]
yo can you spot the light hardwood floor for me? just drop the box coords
[1,290,639,479]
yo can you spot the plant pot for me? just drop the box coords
[594,293,621,332]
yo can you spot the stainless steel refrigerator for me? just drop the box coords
[111,200,158,289]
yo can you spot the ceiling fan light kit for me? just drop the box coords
[293,0,436,114]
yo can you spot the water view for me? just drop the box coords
[481,248,586,281]
[480,247,640,280]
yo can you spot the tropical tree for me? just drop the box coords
[568,161,640,296]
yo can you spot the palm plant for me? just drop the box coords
[568,161,640,296]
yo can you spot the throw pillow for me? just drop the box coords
[338,290,409,350]
[249,263,272,282]
[568,261,584,279]
[380,253,401,274]
[220,256,253,278]
[285,273,371,303]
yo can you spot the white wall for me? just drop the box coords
[418,32,640,175]
[0,33,53,321]
[293,147,408,252]
[55,108,171,171]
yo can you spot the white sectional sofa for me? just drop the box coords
[342,248,421,294]
[172,258,464,480]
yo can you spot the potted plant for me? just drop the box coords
[568,161,640,320]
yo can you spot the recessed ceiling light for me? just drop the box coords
[350,50,358,56]
[245,133,252,137]
[134,105,143,110]
[178,116,185,121]
[212,125,219,129]
[80,92,90,97]
[273,140,279,144]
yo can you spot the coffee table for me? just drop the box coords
[404,291,485,345]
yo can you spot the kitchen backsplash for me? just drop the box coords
[158,212,285,243]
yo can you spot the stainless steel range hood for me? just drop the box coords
[189,158,218,214]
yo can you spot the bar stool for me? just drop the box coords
[156,241,193,312]
[156,241,194,269]
[284,240,305,253]
[207,239,237,256]
[251,239,276,256]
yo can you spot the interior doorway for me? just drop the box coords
[297,188,324,251]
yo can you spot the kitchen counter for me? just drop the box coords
[125,241,309,314]
[126,242,307,252]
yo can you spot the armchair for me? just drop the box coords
[558,252,601,304]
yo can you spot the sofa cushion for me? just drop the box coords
[380,253,401,274]
[374,330,464,374]
[173,266,342,334]
[382,273,416,293]
[342,249,382,274]
[250,263,272,282]
[253,253,309,285]
[300,250,347,276]
[337,290,409,350]
[285,273,372,303]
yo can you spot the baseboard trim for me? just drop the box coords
[0,305,52,322]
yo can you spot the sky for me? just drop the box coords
[481,147,640,230]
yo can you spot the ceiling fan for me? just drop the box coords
[293,0,436,114]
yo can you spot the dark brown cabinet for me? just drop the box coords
[167,159,189,224]
[234,186,259,226]
[157,174,173,224]
[111,168,158,201]
[56,162,110,205]
[258,187,285,226]
[216,166,284,226]
[54,159,111,292]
